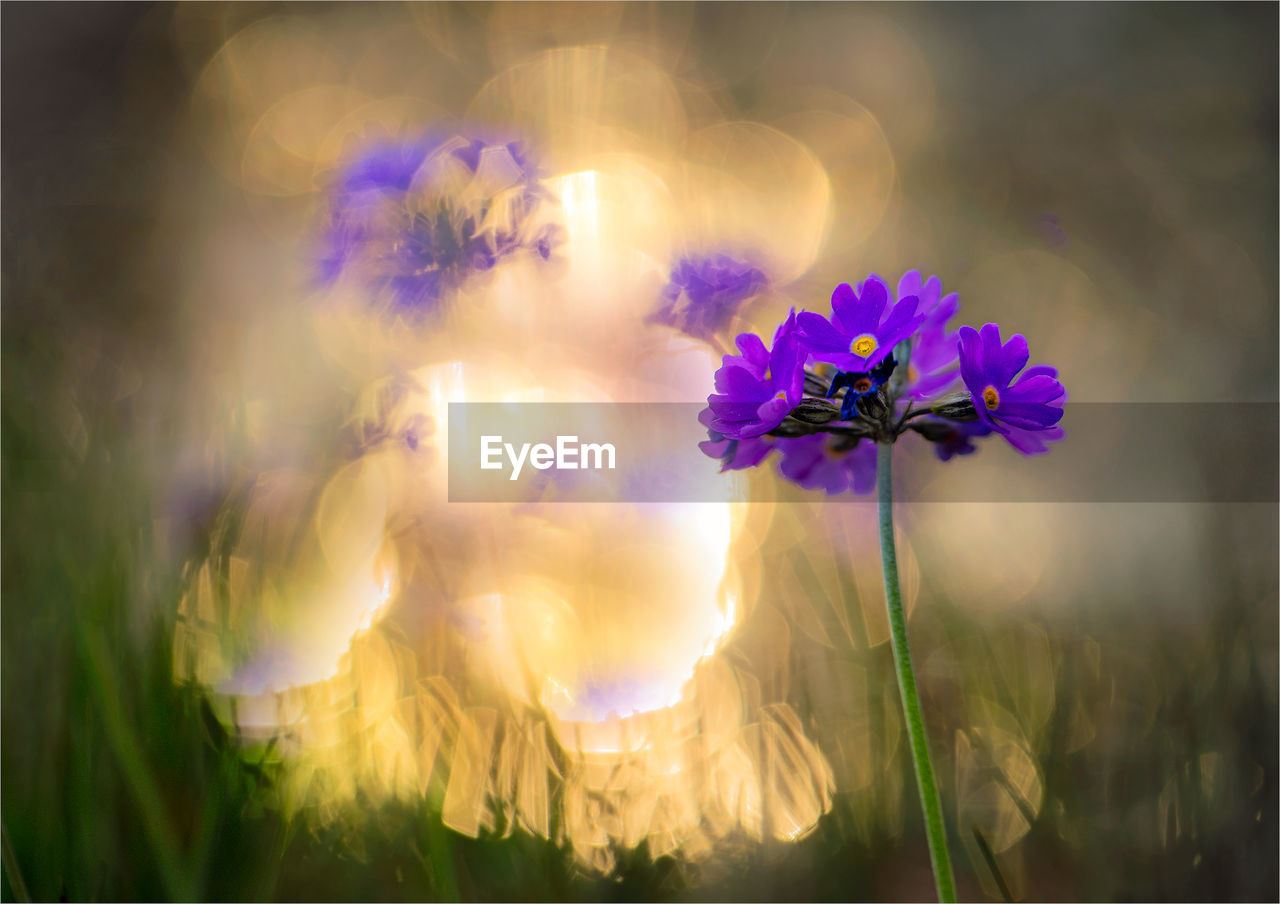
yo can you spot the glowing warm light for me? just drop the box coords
[173,9,840,871]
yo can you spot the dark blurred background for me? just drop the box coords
[3,3,1277,901]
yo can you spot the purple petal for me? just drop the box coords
[734,332,769,370]
[896,270,922,304]
[709,415,765,438]
[1002,424,1065,455]
[994,402,1064,429]
[839,279,888,337]
[909,367,963,399]
[957,325,987,392]
[708,398,767,422]
[772,307,799,344]
[1003,374,1065,405]
[847,443,877,495]
[918,275,943,313]
[796,312,851,353]
[777,437,848,494]
[1019,364,1059,380]
[875,297,924,351]
[828,283,860,333]
[713,364,771,400]
[735,398,790,437]
[996,333,1030,386]
[726,437,776,470]
[922,292,959,331]
[768,340,799,396]
[699,438,732,458]
[978,323,1007,382]
[755,395,794,427]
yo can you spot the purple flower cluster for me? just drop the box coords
[699,271,1066,495]
[317,131,558,315]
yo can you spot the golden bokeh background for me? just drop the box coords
[3,3,1276,901]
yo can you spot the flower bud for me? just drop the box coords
[929,393,979,422]
[791,397,841,425]
[856,390,890,421]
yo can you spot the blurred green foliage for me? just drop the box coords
[4,356,1275,899]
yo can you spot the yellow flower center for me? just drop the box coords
[982,386,1000,410]
[850,335,877,357]
[774,390,787,402]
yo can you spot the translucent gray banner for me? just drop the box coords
[447,403,1279,503]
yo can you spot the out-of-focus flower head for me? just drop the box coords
[705,309,805,439]
[650,253,769,341]
[796,278,926,372]
[776,435,876,495]
[317,131,556,316]
[923,414,1066,461]
[958,323,1066,449]
[927,418,991,461]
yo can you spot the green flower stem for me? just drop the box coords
[876,440,956,902]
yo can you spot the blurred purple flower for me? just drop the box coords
[958,323,1066,445]
[930,419,991,461]
[651,254,768,340]
[929,417,1065,460]
[776,435,876,495]
[705,309,805,439]
[317,132,553,315]
[796,278,925,372]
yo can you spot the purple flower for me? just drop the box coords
[697,408,778,471]
[652,254,768,340]
[929,420,991,461]
[796,278,926,371]
[706,310,804,439]
[928,418,1065,460]
[317,132,551,315]
[776,436,876,495]
[958,323,1066,441]
[892,271,963,400]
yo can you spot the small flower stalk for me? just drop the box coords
[698,271,1066,903]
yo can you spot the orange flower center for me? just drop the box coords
[982,386,1000,410]
[853,377,873,393]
